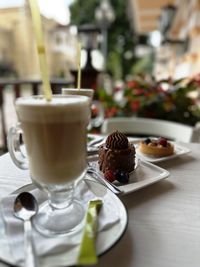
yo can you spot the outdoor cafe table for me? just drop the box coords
[0,141,200,267]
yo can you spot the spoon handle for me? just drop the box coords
[24,220,38,267]
[87,167,123,195]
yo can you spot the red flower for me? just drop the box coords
[130,100,140,112]
[156,85,165,93]
[127,81,138,88]
[133,88,144,95]
[106,107,118,118]
[114,86,122,92]
[144,92,151,97]
[91,104,99,118]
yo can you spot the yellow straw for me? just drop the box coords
[29,0,52,101]
[77,42,82,90]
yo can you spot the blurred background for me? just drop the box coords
[1,0,200,152]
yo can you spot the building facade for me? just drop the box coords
[0,4,77,79]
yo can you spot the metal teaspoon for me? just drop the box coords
[14,192,38,267]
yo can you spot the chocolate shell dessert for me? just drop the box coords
[98,131,135,174]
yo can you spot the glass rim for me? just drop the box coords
[15,94,90,106]
[62,88,93,91]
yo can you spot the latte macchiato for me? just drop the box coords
[15,95,90,185]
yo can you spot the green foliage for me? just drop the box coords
[107,51,122,79]
[131,54,154,75]
[69,0,136,79]
[70,0,99,25]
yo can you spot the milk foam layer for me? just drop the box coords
[16,95,90,123]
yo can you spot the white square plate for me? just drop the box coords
[89,156,170,195]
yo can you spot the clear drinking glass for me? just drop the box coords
[7,95,90,235]
[62,88,94,103]
[62,88,104,130]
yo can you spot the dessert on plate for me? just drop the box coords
[139,137,174,157]
[98,131,136,184]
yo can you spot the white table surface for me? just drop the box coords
[0,142,200,267]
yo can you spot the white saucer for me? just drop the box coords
[0,181,128,267]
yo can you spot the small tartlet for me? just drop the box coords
[139,137,174,157]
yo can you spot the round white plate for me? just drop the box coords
[0,180,128,267]
[134,141,191,163]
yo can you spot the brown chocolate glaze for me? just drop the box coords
[106,131,129,150]
[98,131,135,173]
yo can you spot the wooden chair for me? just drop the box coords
[101,117,200,143]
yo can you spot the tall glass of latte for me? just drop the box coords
[8,95,90,235]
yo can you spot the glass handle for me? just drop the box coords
[7,123,28,170]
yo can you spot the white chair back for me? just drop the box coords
[101,117,200,143]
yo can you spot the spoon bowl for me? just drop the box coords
[14,192,38,220]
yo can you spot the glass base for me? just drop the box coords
[33,199,85,236]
